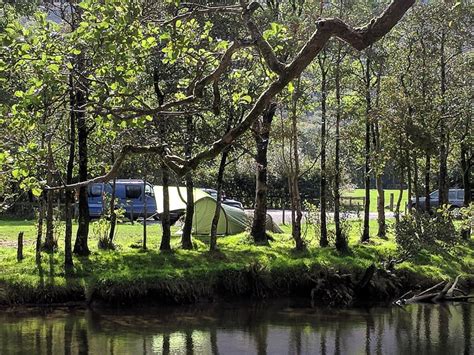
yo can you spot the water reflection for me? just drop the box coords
[0,302,472,354]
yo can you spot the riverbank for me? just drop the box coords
[1,219,473,307]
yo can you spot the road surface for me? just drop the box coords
[247,209,396,225]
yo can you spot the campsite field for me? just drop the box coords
[342,189,409,212]
[0,217,472,306]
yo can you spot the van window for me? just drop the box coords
[145,184,154,196]
[88,184,102,197]
[457,190,464,200]
[126,185,142,199]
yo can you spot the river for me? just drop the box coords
[0,300,472,354]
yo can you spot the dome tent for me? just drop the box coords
[153,186,249,235]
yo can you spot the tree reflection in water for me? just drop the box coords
[0,302,471,354]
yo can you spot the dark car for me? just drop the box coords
[201,188,244,210]
[408,188,471,210]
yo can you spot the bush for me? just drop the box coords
[395,207,458,260]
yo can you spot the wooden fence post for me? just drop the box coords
[17,232,24,262]
[390,193,394,211]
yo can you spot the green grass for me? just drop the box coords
[0,218,472,304]
[342,189,409,212]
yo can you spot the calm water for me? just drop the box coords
[0,301,472,355]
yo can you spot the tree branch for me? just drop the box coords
[242,11,285,74]
[50,0,415,189]
[185,0,415,172]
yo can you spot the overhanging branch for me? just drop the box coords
[52,0,415,189]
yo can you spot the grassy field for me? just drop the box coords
[342,189,409,213]
[1,217,472,302]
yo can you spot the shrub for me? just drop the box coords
[395,207,458,260]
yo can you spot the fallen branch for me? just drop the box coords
[395,275,472,305]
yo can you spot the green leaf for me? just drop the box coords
[241,95,252,104]
[47,64,60,73]
[32,188,43,197]
[288,81,295,94]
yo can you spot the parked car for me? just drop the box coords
[201,188,244,210]
[408,188,471,211]
[88,179,157,220]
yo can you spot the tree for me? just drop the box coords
[52,0,416,189]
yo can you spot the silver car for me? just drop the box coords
[201,188,244,210]
[409,189,469,210]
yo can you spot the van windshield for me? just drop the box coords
[430,191,439,199]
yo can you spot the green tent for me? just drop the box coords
[154,186,249,235]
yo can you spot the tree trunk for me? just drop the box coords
[438,32,449,206]
[407,150,412,213]
[373,139,385,235]
[334,45,348,252]
[460,142,471,240]
[36,198,44,263]
[154,68,171,251]
[290,79,305,251]
[319,54,328,247]
[375,174,386,238]
[395,160,405,223]
[44,139,56,252]
[413,154,419,208]
[425,153,431,211]
[73,78,90,256]
[361,56,371,243]
[210,150,229,251]
[251,103,277,245]
[160,162,172,251]
[181,115,194,250]
[108,178,117,244]
[373,60,386,239]
[461,144,471,206]
[142,176,147,250]
[64,77,76,268]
